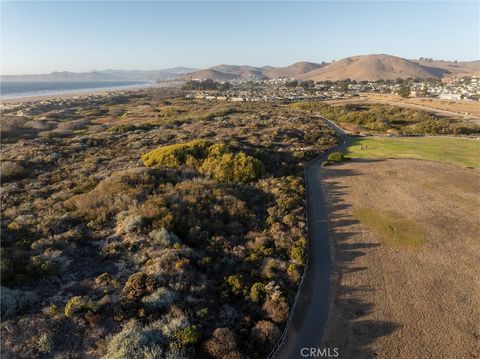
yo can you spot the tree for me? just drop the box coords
[285,80,298,88]
[397,85,411,98]
[300,80,315,91]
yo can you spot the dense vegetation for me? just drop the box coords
[291,102,480,135]
[0,89,337,358]
[182,80,230,91]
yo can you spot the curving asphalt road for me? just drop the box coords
[274,117,350,359]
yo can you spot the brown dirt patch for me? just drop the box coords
[321,158,480,359]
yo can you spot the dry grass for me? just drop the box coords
[322,158,480,359]
[366,93,480,117]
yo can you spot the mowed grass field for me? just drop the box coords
[353,208,426,248]
[347,136,480,168]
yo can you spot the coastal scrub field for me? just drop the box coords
[347,136,480,168]
[0,88,338,358]
[291,101,480,135]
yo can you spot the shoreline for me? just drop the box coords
[0,82,178,104]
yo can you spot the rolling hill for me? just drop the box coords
[262,61,326,79]
[184,69,240,81]
[296,54,447,81]
[5,55,478,83]
[412,59,480,78]
[184,55,479,82]
[184,62,325,80]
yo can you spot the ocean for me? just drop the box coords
[0,80,152,99]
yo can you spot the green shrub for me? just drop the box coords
[207,143,230,157]
[233,152,263,183]
[225,275,243,296]
[174,326,201,347]
[141,140,212,167]
[199,151,262,183]
[64,296,98,318]
[250,282,266,303]
[36,333,53,354]
[108,124,137,134]
[289,237,307,264]
[95,273,120,288]
[142,141,263,183]
[327,152,345,163]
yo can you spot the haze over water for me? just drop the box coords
[0,81,152,99]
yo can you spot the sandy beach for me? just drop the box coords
[0,82,178,104]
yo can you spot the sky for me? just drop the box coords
[1,1,479,75]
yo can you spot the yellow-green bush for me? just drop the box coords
[289,237,307,264]
[174,326,201,346]
[142,141,262,183]
[250,282,266,303]
[225,275,243,296]
[64,296,98,318]
[141,140,212,167]
[199,153,235,182]
[199,151,262,183]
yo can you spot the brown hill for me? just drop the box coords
[262,61,325,78]
[184,55,480,82]
[185,69,239,81]
[210,65,267,79]
[412,59,480,78]
[184,62,324,81]
[296,54,441,81]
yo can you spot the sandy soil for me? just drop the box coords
[321,158,480,359]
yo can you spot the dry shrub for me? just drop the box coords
[65,168,161,221]
[103,319,165,359]
[1,286,38,316]
[251,320,280,345]
[262,297,289,324]
[57,118,91,131]
[204,328,243,359]
[1,161,28,181]
[122,272,155,300]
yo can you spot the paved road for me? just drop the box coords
[274,117,350,359]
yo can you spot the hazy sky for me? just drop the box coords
[1,1,479,74]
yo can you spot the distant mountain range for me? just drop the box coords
[2,55,479,82]
[1,67,195,82]
[184,61,328,81]
[185,54,480,81]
